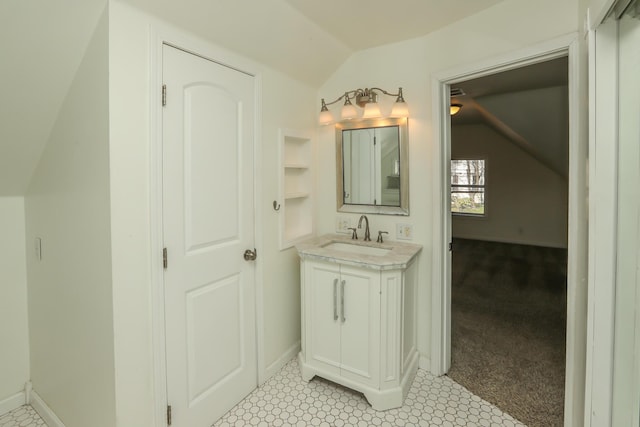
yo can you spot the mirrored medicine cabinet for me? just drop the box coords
[335,117,409,215]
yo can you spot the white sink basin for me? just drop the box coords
[322,241,391,257]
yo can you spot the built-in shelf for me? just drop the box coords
[285,192,310,200]
[279,129,314,250]
[284,163,309,169]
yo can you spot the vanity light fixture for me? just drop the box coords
[450,103,462,115]
[318,87,408,125]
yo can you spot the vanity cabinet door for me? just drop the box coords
[338,266,381,388]
[305,262,341,375]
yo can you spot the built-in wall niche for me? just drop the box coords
[278,129,315,249]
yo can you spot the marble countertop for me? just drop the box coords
[296,233,422,271]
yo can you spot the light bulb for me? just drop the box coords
[450,104,462,115]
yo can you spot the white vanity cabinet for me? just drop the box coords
[304,261,381,388]
[297,234,421,411]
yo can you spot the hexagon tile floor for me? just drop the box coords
[0,358,527,427]
[0,405,46,427]
[214,358,527,427]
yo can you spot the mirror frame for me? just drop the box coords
[336,117,409,215]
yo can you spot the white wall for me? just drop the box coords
[316,0,580,363]
[108,5,154,424]
[24,7,116,427]
[108,2,317,424]
[261,71,317,368]
[0,197,29,406]
[451,124,568,248]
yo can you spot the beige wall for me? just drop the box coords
[108,2,317,424]
[452,124,568,248]
[316,0,580,362]
[0,197,29,403]
[24,7,116,427]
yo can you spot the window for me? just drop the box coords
[451,159,486,216]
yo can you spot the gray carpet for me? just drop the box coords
[447,239,567,427]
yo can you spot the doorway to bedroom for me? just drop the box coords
[446,57,569,427]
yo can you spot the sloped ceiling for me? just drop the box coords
[121,0,505,86]
[0,0,107,195]
[282,0,505,51]
[1,0,505,196]
[452,57,569,178]
[119,0,352,88]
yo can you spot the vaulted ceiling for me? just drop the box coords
[451,57,569,178]
[121,0,505,86]
[0,0,505,195]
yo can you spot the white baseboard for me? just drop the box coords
[263,340,301,383]
[419,354,431,371]
[0,391,26,416]
[30,391,66,427]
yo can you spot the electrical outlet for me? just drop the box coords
[396,223,413,240]
[336,216,352,234]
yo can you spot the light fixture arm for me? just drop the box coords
[321,89,363,108]
[368,87,403,98]
[322,87,404,105]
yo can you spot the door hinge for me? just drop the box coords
[449,242,453,251]
[167,405,172,426]
[162,84,167,106]
[163,247,168,269]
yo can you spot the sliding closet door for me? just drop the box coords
[612,8,640,427]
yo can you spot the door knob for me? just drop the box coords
[243,248,257,261]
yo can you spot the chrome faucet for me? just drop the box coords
[358,215,371,241]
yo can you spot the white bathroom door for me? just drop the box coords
[162,44,257,426]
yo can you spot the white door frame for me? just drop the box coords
[430,33,586,426]
[584,19,618,427]
[148,26,265,427]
